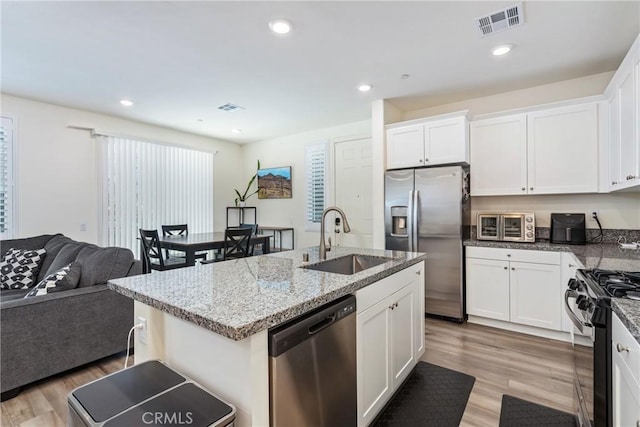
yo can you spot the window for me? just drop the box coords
[0,117,15,239]
[305,140,328,231]
[97,135,214,256]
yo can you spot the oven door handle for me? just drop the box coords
[564,289,591,334]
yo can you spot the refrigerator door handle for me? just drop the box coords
[407,190,415,251]
[413,190,419,251]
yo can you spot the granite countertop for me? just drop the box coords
[108,246,426,341]
[464,238,640,343]
[463,239,640,271]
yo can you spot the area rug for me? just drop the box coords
[372,361,475,426]
[499,395,576,426]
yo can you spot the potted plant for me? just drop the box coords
[234,160,261,207]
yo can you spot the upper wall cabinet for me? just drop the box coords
[605,34,640,191]
[386,111,469,170]
[470,102,599,196]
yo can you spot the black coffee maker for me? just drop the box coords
[550,213,586,245]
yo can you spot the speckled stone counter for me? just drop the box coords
[463,239,640,271]
[108,246,426,341]
[464,238,640,343]
[613,299,640,343]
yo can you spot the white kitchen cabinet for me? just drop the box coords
[386,111,469,170]
[466,257,510,320]
[470,102,599,196]
[469,114,527,195]
[509,261,561,330]
[466,247,562,331]
[612,312,640,426]
[356,262,424,427]
[606,34,640,191]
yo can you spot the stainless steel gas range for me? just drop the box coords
[565,269,640,427]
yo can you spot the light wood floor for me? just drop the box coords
[1,318,575,426]
[422,317,575,427]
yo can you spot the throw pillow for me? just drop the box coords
[0,247,47,289]
[25,262,82,297]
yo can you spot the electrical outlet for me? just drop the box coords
[591,210,599,220]
[137,317,147,344]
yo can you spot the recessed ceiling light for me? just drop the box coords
[358,84,372,92]
[120,99,134,107]
[269,19,292,35]
[231,128,242,134]
[491,44,513,56]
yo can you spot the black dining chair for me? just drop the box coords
[234,223,259,255]
[139,229,189,273]
[161,224,207,261]
[201,227,252,264]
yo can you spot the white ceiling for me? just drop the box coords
[2,1,639,144]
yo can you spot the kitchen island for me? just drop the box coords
[108,246,427,427]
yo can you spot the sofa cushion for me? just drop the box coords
[76,246,135,287]
[25,262,82,297]
[37,235,81,282]
[0,248,47,289]
[0,288,31,302]
[40,241,85,280]
[0,234,57,258]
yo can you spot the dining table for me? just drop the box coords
[157,232,272,266]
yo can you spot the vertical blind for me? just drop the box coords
[97,135,214,256]
[305,141,328,226]
[0,117,15,239]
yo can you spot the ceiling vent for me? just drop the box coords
[475,2,524,37]
[217,103,245,112]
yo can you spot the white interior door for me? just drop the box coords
[335,137,373,248]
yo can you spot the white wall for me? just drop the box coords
[1,94,243,243]
[240,120,371,250]
[389,71,640,230]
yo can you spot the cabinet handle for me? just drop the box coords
[616,343,629,353]
[507,254,511,257]
[612,181,617,185]
[389,304,394,310]
[530,187,534,191]
[511,267,515,271]
[419,159,423,163]
[425,158,429,162]
[504,267,508,270]
[416,270,421,275]
[521,187,526,191]
[568,264,576,268]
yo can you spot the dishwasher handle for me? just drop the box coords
[268,295,356,358]
[308,315,336,335]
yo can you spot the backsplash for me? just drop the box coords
[470,227,640,244]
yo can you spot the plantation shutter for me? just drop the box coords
[97,135,214,256]
[0,117,15,239]
[305,141,328,227]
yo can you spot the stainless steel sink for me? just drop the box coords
[301,254,391,275]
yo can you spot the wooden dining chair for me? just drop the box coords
[139,229,189,273]
[161,224,207,261]
[201,227,252,264]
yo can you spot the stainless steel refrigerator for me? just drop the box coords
[385,165,470,322]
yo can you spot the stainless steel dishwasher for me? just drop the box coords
[269,295,357,427]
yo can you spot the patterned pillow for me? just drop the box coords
[0,248,47,289]
[25,262,82,297]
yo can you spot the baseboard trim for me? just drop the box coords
[468,316,573,343]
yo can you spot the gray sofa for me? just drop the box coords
[0,234,142,400]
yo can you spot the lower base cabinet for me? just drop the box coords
[466,247,562,331]
[612,312,640,426]
[356,262,425,427]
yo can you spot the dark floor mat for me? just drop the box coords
[499,395,576,426]
[372,361,475,427]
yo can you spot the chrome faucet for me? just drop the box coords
[319,206,351,260]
